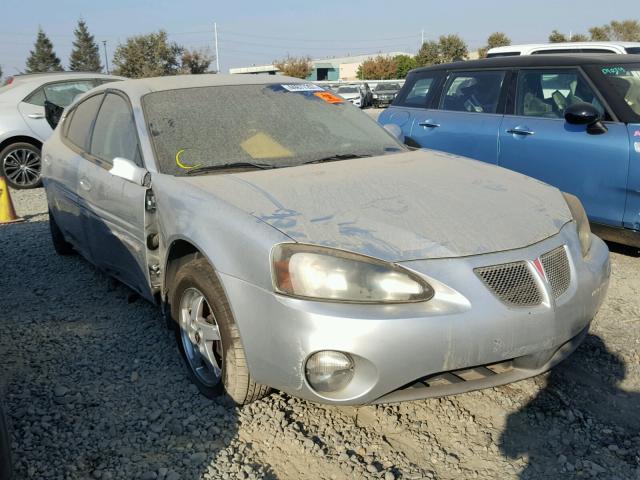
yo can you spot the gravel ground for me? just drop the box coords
[1,187,639,480]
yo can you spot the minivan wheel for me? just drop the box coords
[170,257,270,405]
[0,142,42,189]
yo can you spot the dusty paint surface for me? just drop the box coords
[184,150,572,261]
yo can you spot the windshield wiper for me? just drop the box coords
[302,153,371,165]
[185,162,275,175]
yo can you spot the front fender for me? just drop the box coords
[153,174,293,293]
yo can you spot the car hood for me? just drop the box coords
[182,150,572,261]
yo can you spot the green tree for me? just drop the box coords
[181,48,213,74]
[394,54,417,78]
[548,30,568,43]
[590,19,640,41]
[589,26,610,41]
[609,19,640,40]
[69,19,102,72]
[571,33,589,41]
[439,34,468,63]
[415,40,440,67]
[25,28,63,73]
[112,31,182,78]
[415,35,468,67]
[479,31,511,58]
[274,56,312,79]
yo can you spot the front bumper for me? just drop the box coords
[221,225,610,405]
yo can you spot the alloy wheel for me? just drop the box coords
[2,147,41,188]
[178,287,223,387]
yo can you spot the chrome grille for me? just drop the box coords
[475,261,542,307]
[541,246,571,299]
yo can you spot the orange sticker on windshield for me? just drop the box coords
[314,91,344,104]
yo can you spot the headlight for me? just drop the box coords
[562,192,592,256]
[272,244,434,303]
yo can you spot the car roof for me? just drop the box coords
[95,73,310,97]
[410,54,640,73]
[0,72,123,101]
[489,41,640,53]
[7,71,122,85]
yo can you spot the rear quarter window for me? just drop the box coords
[394,72,441,108]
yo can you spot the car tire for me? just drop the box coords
[48,210,75,255]
[0,142,42,190]
[0,400,13,480]
[170,256,270,405]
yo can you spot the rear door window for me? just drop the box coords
[515,69,605,118]
[64,94,103,151]
[394,72,440,108]
[44,80,100,107]
[440,71,506,114]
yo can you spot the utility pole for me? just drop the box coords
[102,40,110,74]
[421,29,424,45]
[214,22,220,73]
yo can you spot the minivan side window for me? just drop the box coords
[515,69,605,119]
[90,93,140,165]
[65,94,103,151]
[440,71,506,114]
[394,73,439,107]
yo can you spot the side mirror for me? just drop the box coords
[564,102,608,135]
[564,103,599,125]
[383,123,405,143]
[44,101,64,129]
[109,157,150,186]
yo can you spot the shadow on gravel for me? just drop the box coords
[0,219,274,479]
[499,334,640,479]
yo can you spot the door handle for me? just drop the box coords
[418,120,441,128]
[79,178,92,191]
[506,127,535,136]
[27,113,45,119]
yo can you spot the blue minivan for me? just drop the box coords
[379,54,640,247]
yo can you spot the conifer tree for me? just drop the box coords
[25,28,63,73]
[69,19,102,72]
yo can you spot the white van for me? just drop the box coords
[487,41,640,57]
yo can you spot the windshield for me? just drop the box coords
[337,86,359,94]
[143,84,404,176]
[600,64,640,120]
[375,83,401,92]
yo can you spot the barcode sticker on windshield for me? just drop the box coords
[281,83,324,92]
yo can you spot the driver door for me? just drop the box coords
[499,68,630,227]
[76,91,151,297]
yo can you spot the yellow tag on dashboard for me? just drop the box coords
[240,132,293,159]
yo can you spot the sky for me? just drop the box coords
[1,0,638,76]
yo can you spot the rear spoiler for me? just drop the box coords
[44,101,64,130]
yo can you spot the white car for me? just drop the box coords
[488,41,640,58]
[336,85,364,108]
[0,72,122,188]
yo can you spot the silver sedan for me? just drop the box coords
[42,74,610,405]
[0,72,121,189]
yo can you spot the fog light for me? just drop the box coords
[305,351,354,393]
